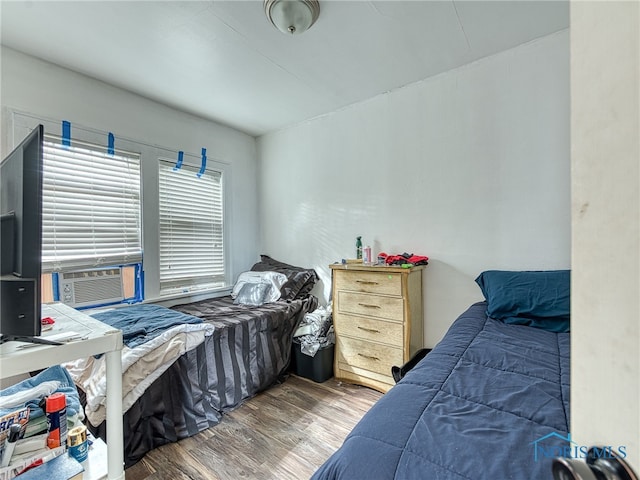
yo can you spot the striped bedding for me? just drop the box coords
[88,294,317,467]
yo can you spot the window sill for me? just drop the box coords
[146,286,233,308]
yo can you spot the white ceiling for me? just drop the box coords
[1,1,568,137]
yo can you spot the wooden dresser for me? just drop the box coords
[329,263,425,393]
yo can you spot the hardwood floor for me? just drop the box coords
[125,375,383,480]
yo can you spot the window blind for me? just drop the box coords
[158,160,224,295]
[42,136,142,272]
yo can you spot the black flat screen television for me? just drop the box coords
[1,124,58,345]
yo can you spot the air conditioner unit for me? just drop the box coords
[59,268,124,308]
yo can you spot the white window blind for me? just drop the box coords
[158,159,224,295]
[42,136,142,272]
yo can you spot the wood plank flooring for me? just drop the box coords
[125,375,383,480]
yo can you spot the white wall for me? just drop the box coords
[571,0,639,469]
[257,31,571,346]
[0,47,260,301]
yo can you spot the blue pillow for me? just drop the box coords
[475,270,570,332]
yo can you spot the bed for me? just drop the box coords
[313,270,571,480]
[65,256,319,467]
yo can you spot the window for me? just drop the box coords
[41,135,142,272]
[158,159,224,295]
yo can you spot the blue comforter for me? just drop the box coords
[312,302,570,480]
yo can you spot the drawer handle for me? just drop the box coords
[357,353,380,361]
[356,280,379,285]
[357,326,380,334]
[358,303,381,309]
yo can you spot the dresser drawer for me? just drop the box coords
[334,270,402,296]
[335,313,403,347]
[337,336,403,377]
[337,291,404,321]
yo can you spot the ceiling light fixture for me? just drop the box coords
[264,0,320,35]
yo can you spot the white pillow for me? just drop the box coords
[231,271,288,303]
[233,282,272,306]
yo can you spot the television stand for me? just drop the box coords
[0,334,62,346]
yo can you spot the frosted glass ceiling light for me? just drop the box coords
[264,0,320,35]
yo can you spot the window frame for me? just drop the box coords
[10,111,233,304]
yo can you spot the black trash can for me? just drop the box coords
[291,340,334,383]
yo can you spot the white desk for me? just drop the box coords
[0,303,124,480]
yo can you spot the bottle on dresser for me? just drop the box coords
[362,245,372,264]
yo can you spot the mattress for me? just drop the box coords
[312,301,570,480]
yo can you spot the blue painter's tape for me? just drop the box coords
[107,132,115,155]
[137,266,145,302]
[197,148,207,177]
[52,273,60,302]
[135,264,144,303]
[62,121,71,148]
[173,151,184,171]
